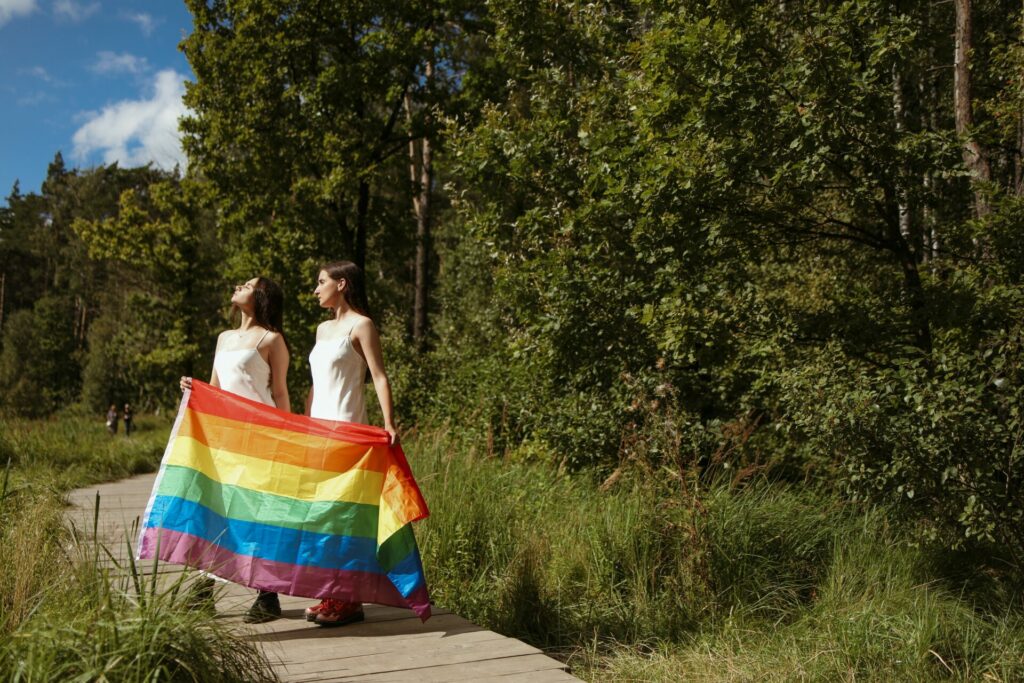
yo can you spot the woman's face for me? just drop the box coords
[231,277,259,309]
[313,270,344,309]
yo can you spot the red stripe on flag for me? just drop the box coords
[187,380,390,445]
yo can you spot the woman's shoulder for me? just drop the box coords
[260,328,286,348]
[349,315,376,334]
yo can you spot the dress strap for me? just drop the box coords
[255,328,272,349]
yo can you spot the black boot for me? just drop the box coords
[243,590,281,624]
[185,577,217,613]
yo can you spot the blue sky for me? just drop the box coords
[1,0,194,204]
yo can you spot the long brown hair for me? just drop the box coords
[239,276,289,350]
[320,261,371,319]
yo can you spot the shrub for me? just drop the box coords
[780,329,1024,567]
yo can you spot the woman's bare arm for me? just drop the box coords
[355,319,397,444]
[211,331,226,387]
[267,333,290,412]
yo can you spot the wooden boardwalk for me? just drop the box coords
[64,473,581,682]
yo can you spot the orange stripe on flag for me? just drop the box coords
[178,409,391,474]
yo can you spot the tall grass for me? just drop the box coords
[0,414,277,682]
[0,488,276,681]
[410,429,1024,681]
[0,414,168,491]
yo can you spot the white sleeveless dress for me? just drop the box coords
[308,324,368,424]
[213,330,274,406]
[204,329,273,585]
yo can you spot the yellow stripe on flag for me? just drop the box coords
[377,502,406,544]
[166,435,385,506]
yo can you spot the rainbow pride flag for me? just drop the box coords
[137,380,431,620]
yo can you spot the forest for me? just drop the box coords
[2,1,1024,679]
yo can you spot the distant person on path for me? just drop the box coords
[302,260,400,627]
[122,403,134,437]
[106,404,119,435]
[179,276,291,624]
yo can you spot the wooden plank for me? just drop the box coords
[281,638,543,680]
[284,654,574,683]
[491,669,581,682]
[245,613,486,646]
[258,624,506,665]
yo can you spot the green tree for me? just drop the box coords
[430,0,1024,563]
[73,177,223,410]
[179,0,496,366]
[0,297,80,416]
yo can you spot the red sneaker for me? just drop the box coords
[314,600,365,627]
[304,599,333,622]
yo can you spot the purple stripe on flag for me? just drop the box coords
[139,527,431,620]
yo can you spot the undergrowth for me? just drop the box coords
[0,414,276,682]
[412,428,1024,682]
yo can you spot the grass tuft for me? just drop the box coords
[0,489,277,682]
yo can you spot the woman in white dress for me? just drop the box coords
[302,260,399,627]
[179,276,291,623]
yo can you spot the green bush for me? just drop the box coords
[779,325,1024,564]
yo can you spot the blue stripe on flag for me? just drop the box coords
[145,495,390,575]
[387,546,428,597]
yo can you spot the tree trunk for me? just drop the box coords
[954,0,993,217]
[899,247,933,355]
[923,172,938,261]
[332,202,352,262]
[79,301,88,347]
[920,2,939,261]
[407,61,434,352]
[885,185,933,355]
[355,180,369,272]
[1016,111,1024,196]
[893,65,913,247]
[0,271,5,334]
[413,132,432,351]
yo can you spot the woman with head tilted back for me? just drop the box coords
[303,260,398,627]
[179,276,290,624]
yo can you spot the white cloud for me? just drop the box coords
[0,0,37,27]
[124,11,157,36]
[54,0,98,22]
[90,51,149,75]
[72,69,189,171]
[19,65,52,81]
[17,90,52,106]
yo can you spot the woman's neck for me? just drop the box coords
[237,310,261,331]
[333,301,352,321]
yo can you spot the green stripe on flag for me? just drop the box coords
[377,524,419,571]
[156,465,379,539]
